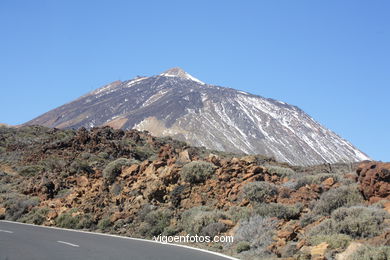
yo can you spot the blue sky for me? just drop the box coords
[0,0,389,161]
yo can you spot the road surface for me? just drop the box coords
[0,220,237,260]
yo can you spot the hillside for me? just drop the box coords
[0,125,389,259]
[25,68,370,166]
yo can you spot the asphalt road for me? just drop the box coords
[0,221,237,260]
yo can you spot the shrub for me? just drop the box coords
[332,206,389,238]
[0,184,11,193]
[266,165,295,178]
[97,218,111,231]
[18,207,49,225]
[234,215,278,256]
[56,212,82,229]
[110,183,122,195]
[311,185,364,217]
[162,226,179,236]
[180,161,216,184]
[227,206,253,222]
[310,206,389,239]
[69,160,93,175]
[236,241,251,253]
[143,209,172,236]
[78,214,94,229]
[181,206,225,235]
[282,181,299,190]
[80,152,92,160]
[242,181,278,203]
[308,234,351,249]
[4,196,40,220]
[54,210,92,230]
[137,204,156,221]
[351,245,390,260]
[98,152,110,159]
[133,146,155,161]
[255,203,303,220]
[42,157,66,172]
[18,165,45,176]
[295,173,340,189]
[170,185,186,207]
[201,222,227,237]
[103,158,131,183]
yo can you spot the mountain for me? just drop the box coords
[25,67,370,165]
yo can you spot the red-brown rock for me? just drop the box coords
[357,162,390,201]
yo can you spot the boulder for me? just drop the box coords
[321,177,334,190]
[357,162,390,201]
[310,242,328,260]
[335,242,363,260]
[177,150,191,163]
[76,176,89,187]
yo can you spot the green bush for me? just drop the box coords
[266,165,295,178]
[78,214,94,229]
[234,215,278,256]
[308,234,351,249]
[170,185,186,207]
[18,207,49,225]
[255,203,302,220]
[162,225,179,236]
[80,152,92,160]
[143,209,172,236]
[180,206,224,235]
[236,241,251,253]
[97,217,111,231]
[201,222,227,237]
[302,185,363,225]
[242,181,278,203]
[0,183,11,193]
[133,146,155,161]
[56,212,82,229]
[55,210,93,230]
[42,157,66,172]
[332,206,389,238]
[180,161,216,184]
[69,159,93,175]
[103,158,131,183]
[98,152,110,159]
[310,206,389,238]
[18,165,45,176]
[351,245,390,260]
[4,195,40,221]
[311,185,364,216]
[110,183,122,195]
[227,206,253,222]
[295,173,340,189]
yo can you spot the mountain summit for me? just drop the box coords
[25,68,370,165]
[160,67,205,84]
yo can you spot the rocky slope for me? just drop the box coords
[25,68,369,165]
[0,125,388,259]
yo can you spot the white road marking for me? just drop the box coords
[0,229,13,233]
[57,241,80,247]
